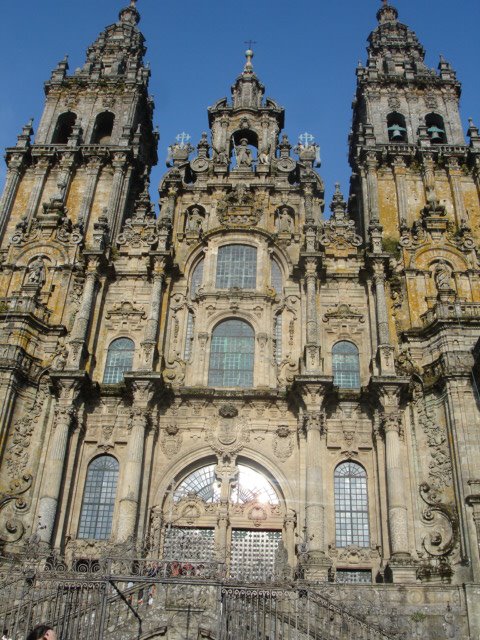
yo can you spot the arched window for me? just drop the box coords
[335,462,369,548]
[332,341,360,388]
[190,258,204,298]
[78,456,119,540]
[425,113,446,143]
[103,338,134,384]
[52,112,77,144]
[216,245,257,289]
[387,112,407,142]
[91,111,115,144]
[271,259,283,294]
[208,319,254,387]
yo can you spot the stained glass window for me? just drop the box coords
[335,462,369,548]
[190,258,204,298]
[208,320,254,388]
[216,245,257,289]
[103,338,134,384]
[271,259,283,295]
[78,456,119,540]
[332,341,360,389]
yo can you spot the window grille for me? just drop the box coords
[190,258,204,298]
[335,462,370,548]
[78,456,119,540]
[162,527,215,563]
[230,530,281,581]
[332,341,360,388]
[336,569,372,584]
[216,245,257,289]
[103,338,134,384]
[184,312,194,361]
[271,259,283,294]
[273,314,282,365]
[208,319,254,388]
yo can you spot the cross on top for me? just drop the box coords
[176,132,191,148]
[299,132,315,147]
[244,40,257,50]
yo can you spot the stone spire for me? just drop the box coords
[231,48,265,109]
[77,0,147,81]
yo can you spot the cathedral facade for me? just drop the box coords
[0,1,479,638]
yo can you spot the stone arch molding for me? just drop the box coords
[409,245,469,273]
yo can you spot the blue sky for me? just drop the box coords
[0,0,479,208]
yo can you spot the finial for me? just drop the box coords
[243,41,256,73]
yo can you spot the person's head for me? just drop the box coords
[26,625,56,640]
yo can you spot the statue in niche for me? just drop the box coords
[235,138,253,167]
[27,257,46,286]
[434,260,453,291]
[185,206,204,233]
[276,207,293,233]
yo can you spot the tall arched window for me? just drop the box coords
[103,338,134,384]
[208,319,254,387]
[216,245,257,289]
[425,113,446,143]
[190,258,204,298]
[52,112,77,144]
[78,456,119,540]
[335,462,369,548]
[91,111,115,144]
[332,341,360,388]
[271,259,283,295]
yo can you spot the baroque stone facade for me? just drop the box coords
[0,1,480,638]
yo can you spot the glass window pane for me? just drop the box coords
[271,259,283,295]
[335,462,369,548]
[333,341,360,389]
[78,456,119,540]
[208,320,254,388]
[216,245,257,289]
[103,338,134,384]
[190,258,204,298]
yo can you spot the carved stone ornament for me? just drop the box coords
[216,184,263,227]
[160,423,183,458]
[273,425,294,461]
[105,301,146,330]
[218,403,238,418]
[0,474,32,545]
[206,412,249,455]
[319,184,362,253]
[117,210,159,248]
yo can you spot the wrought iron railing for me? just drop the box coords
[0,556,400,640]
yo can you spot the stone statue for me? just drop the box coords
[27,257,46,286]
[186,207,204,233]
[434,260,453,291]
[258,149,269,165]
[277,207,293,233]
[235,138,253,167]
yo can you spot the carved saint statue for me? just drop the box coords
[235,138,253,167]
[27,257,46,286]
[186,207,204,233]
[277,207,293,233]
[434,260,453,291]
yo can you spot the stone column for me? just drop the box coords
[106,152,128,233]
[77,155,103,229]
[116,381,154,543]
[25,157,51,224]
[377,384,416,582]
[140,256,166,369]
[67,257,100,369]
[305,257,320,371]
[372,263,395,375]
[365,152,380,222]
[0,156,25,241]
[37,377,82,545]
[0,372,20,461]
[446,157,467,226]
[284,511,296,568]
[392,156,408,225]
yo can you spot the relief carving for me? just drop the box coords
[273,425,294,461]
[160,423,183,458]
